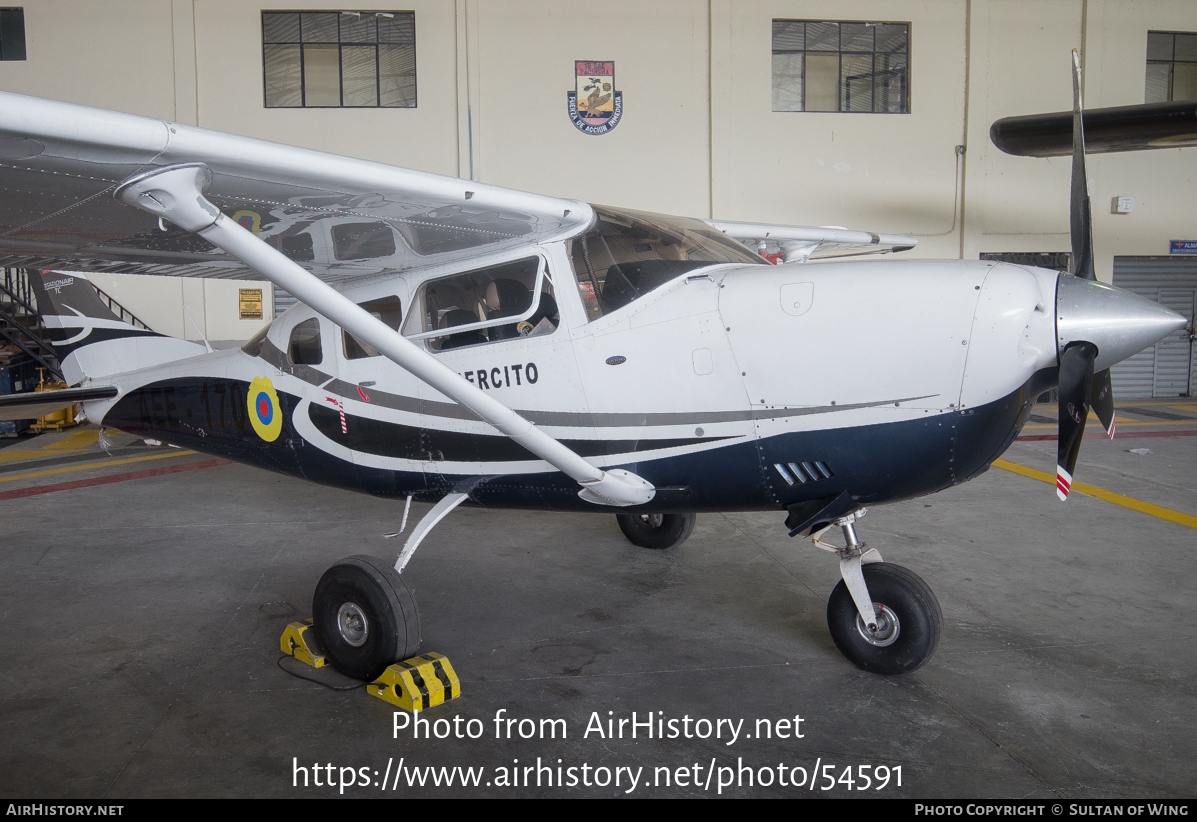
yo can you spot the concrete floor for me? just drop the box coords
[1,402,1195,798]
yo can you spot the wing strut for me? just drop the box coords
[113,163,655,508]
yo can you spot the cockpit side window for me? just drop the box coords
[288,318,323,365]
[403,256,559,351]
[343,296,403,359]
[569,205,766,319]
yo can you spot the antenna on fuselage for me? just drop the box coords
[183,305,214,353]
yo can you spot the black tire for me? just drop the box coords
[616,512,696,549]
[312,555,421,681]
[826,562,942,675]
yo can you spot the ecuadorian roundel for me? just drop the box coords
[248,376,283,442]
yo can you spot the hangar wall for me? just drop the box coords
[83,272,273,345]
[1,0,1195,311]
[966,0,1197,274]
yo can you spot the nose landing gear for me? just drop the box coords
[811,511,942,675]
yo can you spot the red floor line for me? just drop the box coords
[1017,429,1197,442]
[0,458,233,501]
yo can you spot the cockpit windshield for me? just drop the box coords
[568,205,766,319]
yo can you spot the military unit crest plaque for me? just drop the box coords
[567,61,622,135]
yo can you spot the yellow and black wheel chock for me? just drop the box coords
[280,620,327,668]
[280,621,461,710]
[367,653,460,710]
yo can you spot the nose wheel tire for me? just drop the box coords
[826,562,941,675]
[616,512,696,549]
[312,555,421,681]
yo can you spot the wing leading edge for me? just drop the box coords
[0,91,593,283]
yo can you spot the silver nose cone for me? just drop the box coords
[1056,274,1188,371]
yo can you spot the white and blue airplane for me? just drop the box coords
[0,54,1185,679]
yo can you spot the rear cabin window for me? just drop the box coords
[403,257,558,351]
[331,221,397,260]
[343,296,403,359]
[265,232,315,262]
[569,205,766,320]
[288,318,323,364]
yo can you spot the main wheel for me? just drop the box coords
[826,562,942,675]
[312,555,421,681]
[616,512,696,549]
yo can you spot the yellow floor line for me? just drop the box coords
[992,458,1197,530]
[0,450,197,484]
[0,448,88,464]
[41,429,99,450]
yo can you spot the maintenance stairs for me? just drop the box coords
[0,267,152,383]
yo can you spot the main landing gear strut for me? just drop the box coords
[814,510,942,675]
[311,504,702,679]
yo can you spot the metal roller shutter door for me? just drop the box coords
[273,287,298,318]
[1111,257,1195,399]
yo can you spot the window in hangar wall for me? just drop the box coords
[1145,31,1197,103]
[262,10,415,108]
[772,20,909,113]
[0,8,25,61]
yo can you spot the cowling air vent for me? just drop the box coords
[774,461,834,486]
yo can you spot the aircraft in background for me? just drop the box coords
[0,52,1185,679]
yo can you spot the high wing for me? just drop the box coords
[990,99,1197,157]
[0,91,592,284]
[704,219,917,263]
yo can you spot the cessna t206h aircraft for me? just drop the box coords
[0,75,1184,679]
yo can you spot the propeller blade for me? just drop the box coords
[1070,49,1096,281]
[1057,341,1097,500]
[1089,367,1115,438]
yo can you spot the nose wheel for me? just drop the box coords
[826,562,941,674]
[808,510,942,674]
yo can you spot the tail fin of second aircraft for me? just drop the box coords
[26,270,207,385]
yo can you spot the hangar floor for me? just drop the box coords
[1,401,1194,798]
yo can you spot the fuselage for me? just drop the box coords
[82,245,1063,514]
